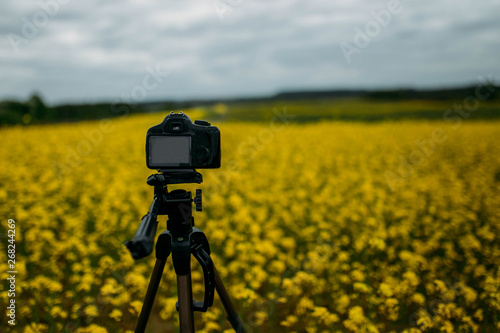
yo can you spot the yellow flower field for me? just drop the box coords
[1,111,499,332]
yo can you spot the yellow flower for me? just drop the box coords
[462,286,478,305]
[351,270,366,282]
[347,306,364,324]
[473,309,483,322]
[296,297,314,315]
[354,282,370,293]
[129,300,143,315]
[23,323,49,333]
[281,315,298,327]
[50,306,68,319]
[75,324,108,333]
[83,305,99,318]
[412,293,425,305]
[109,309,122,321]
[379,283,393,297]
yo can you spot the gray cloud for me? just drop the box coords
[0,0,499,105]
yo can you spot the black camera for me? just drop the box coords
[146,112,221,170]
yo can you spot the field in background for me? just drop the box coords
[200,98,500,122]
[2,91,500,126]
[1,106,500,332]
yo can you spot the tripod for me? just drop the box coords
[126,170,245,333]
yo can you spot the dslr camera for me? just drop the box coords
[146,112,221,170]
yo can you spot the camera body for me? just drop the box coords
[146,112,221,170]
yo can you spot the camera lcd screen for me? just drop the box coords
[149,136,191,167]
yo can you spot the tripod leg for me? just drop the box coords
[213,265,246,333]
[135,258,167,333]
[177,273,195,332]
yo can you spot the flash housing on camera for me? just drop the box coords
[146,112,221,170]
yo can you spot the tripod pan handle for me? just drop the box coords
[126,197,160,259]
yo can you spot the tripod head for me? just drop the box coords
[126,169,203,259]
[147,169,203,186]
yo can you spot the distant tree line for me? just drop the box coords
[364,85,499,101]
[272,85,499,101]
[1,84,498,125]
[0,94,155,126]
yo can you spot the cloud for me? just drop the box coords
[0,0,499,104]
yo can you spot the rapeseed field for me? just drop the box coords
[0,111,499,332]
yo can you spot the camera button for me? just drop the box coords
[194,120,211,126]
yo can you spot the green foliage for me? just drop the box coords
[0,100,30,125]
[0,94,147,126]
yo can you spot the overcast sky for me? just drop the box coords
[1,0,499,105]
